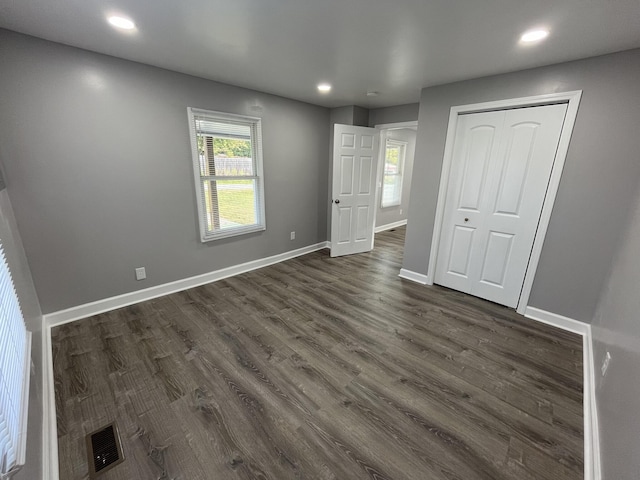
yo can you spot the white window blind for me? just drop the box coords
[381,139,407,208]
[187,108,266,242]
[0,242,31,478]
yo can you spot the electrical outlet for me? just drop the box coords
[290,231,296,240]
[135,267,146,281]
[601,351,611,377]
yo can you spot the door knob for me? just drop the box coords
[334,199,340,204]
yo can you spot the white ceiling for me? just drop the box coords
[1,0,639,108]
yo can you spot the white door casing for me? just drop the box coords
[331,124,379,257]
[434,103,569,308]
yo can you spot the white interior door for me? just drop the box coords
[331,124,379,257]
[434,103,568,307]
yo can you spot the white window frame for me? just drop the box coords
[381,139,407,208]
[187,108,266,242]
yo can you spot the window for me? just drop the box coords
[0,241,31,477]
[188,108,266,242]
[381,139,407,208]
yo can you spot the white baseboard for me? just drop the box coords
[374,219,407,233]
[524,306,590,335]
[524,306,600,480]
[398,268,430,285]
[43,241,329,328]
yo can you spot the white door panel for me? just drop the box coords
[458,124,497,211]
[331,124,379,257]
[493,123,540,216]
[337,207,352,243]
[447,225,476,290]
[339,155,355,194]
[435,111,503,292]
[435,103,568,307]
[358,156,374,194]
[356,206,370,240]
[478,231,514,286]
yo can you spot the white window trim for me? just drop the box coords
[381,139,407,208]
[187,108,266,242]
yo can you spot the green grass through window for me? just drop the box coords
[217,188,256,226]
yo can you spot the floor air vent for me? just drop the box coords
[86,422,125,477]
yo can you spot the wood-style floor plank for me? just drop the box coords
[52,227,583,480]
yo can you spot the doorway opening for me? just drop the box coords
[329,120,417,258]
[374,121,418,235]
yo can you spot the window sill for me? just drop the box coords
[201,224,266,242]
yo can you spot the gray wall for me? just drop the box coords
[0,189,43,480]
[404,48,640,322]
[0,30,330,314]
[375,128,416,229]
[352,106,369,127]
[329,106,357,126]
[329,105,370,127]
[369,103,419,127]
[591,182,640,479]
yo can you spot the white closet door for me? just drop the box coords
[435,103,568,307]
[435,111,504,295]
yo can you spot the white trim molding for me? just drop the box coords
[44,241,329,328]
[42,319,59,480]
[375,219,408,233]
[374,121,418,130]
[524,306,590,335]
[425,91,583,309]
[583,327,602,480]
[398,268,430,285]
[524,307,601,480]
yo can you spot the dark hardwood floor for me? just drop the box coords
[52,227,583,480]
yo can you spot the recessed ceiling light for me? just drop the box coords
[317,83,332,93]
[108,16,136,30]
[520,29,550,43]
[366,90,380,97]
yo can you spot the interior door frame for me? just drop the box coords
[373,121,419,231]
[426,90,582,314]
